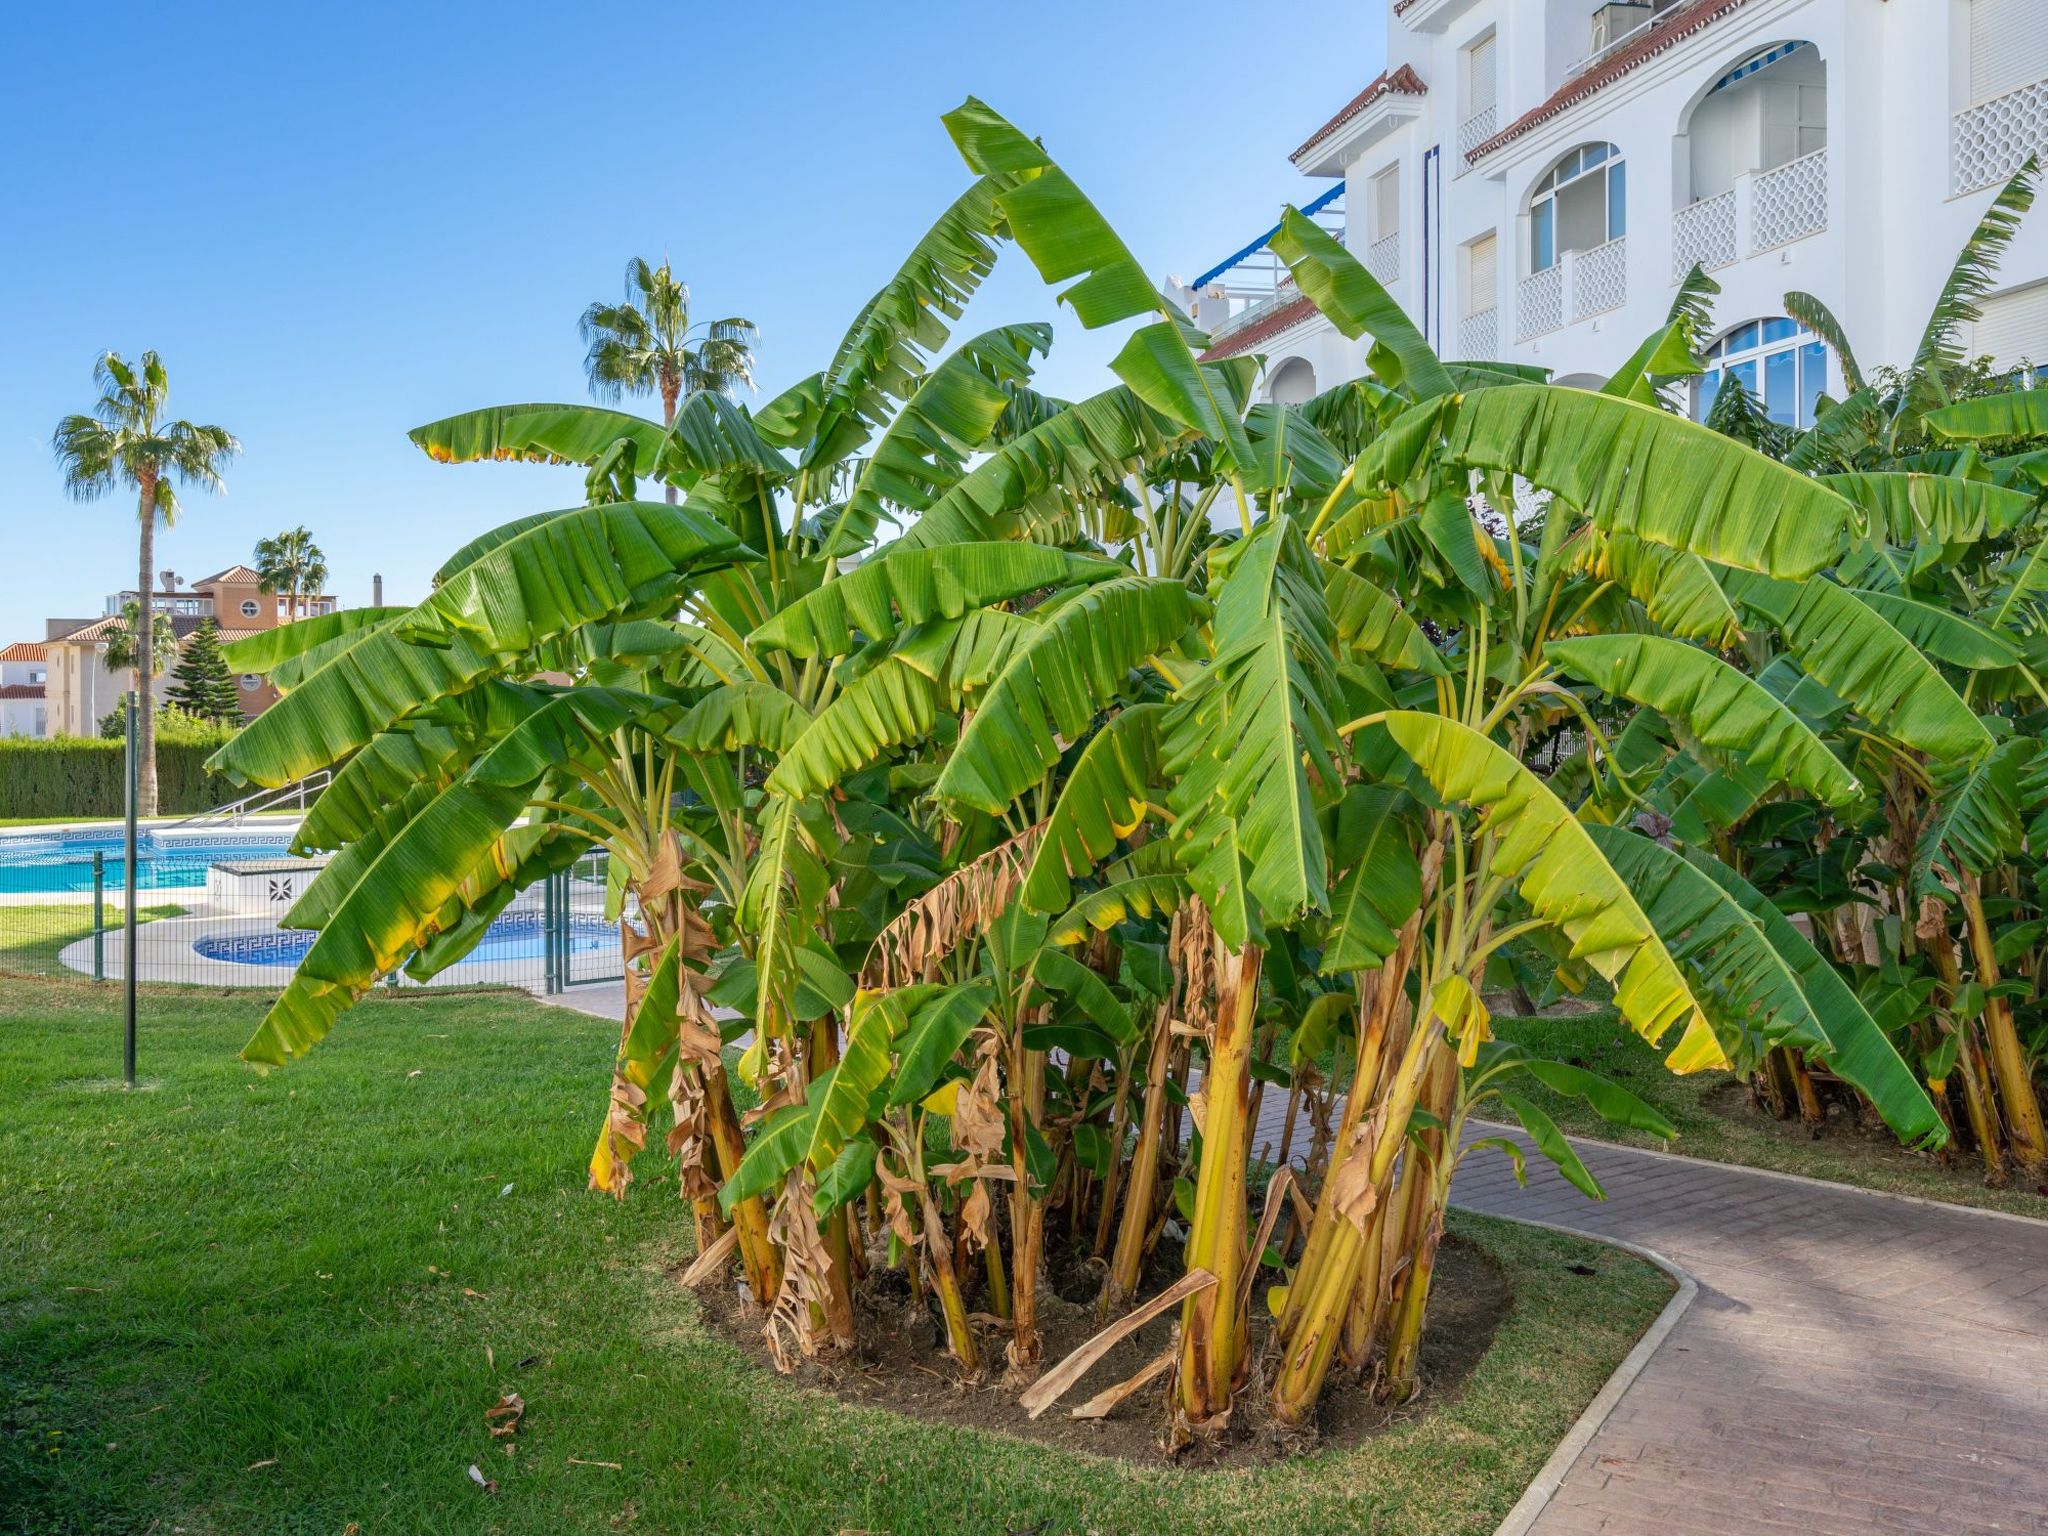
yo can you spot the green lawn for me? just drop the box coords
[1494,1005,2048,1220]
[0,903,183,978]
[0,973,1671,1536]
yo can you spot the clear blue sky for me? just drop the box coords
[0,1,1381,632]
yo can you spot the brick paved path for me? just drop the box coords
[1443,1128,2048,1535]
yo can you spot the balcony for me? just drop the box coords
[1516,236,1626,341]
[1954,76,2048,195]
[1458,307,1498,359]
[1669,148,1828,280]
[1457,105,1498,165]
[1367,232,1401,285]
[1517,266,1563,341]
[1207,279,1303,346]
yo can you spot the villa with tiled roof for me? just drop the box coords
[37,564,340,737]
[1170,0,2048,419]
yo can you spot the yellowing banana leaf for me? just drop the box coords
[1383,711,1723,1070]
[408,402,665,471]
[1048,873,1187,946]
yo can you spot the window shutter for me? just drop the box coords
[1467,234,1498,315]
[1469,35,1496,114]
[1972,0,2048,105]
[1373,166,1401,239]
[1975,281,2048,368]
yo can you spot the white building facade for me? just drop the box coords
[1174,0,2048,417]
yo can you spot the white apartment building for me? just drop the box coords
[1172,0,2048,425]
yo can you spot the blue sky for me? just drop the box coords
[0,1,1381,633]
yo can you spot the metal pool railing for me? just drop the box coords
[0,838,625,997]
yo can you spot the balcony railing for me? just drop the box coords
[1753,148,1828,252]
[1515,235,1628,340]
[1573,236,1627,320]
[1458,307,1498,359]
[1207,279,1303,345]
[1953,76,2048,195]
[1457,105,1498,163]
[1671,190,1737,279]
[1367,232,1401,285]
[1517,266,1563,341]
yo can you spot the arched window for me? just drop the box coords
[1692,318,1829,427]
[1268,357,1317,405]
[1530,143,1625,272]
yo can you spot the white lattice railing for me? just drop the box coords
[1207,280,1301,344]
[1955,77,2048,195]
[1753,148,1827,252]
[1574,236,1627,320]
[1671,190,1738,279]
[1457,105,1498,162]
[1367,232,1401,285]
[1517,266,1563,340]
[1458,307,1497,359]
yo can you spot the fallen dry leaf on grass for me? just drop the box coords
[569,1457,624,1470]
[484,1392,524,1438]
[246,1458,277,1471]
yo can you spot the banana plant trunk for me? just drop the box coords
[1175,943,1263,1427]
[1102,952,1182,1318]
[1379,1040,1460,1402]
[1962,878,2048,1173]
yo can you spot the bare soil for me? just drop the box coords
[684,1232,1512,1467]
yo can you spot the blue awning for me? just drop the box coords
[1190,182,1346,291]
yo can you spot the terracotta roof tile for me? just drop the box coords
[0,684,46,700]
[1200,294,1323,361]
[197,564,263,586]
[1468,0,1750,163]
[1291,64,1428,165]
[0,641,46,662]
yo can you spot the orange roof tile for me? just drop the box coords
[1291,64,1428,165]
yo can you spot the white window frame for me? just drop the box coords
[1692,318,1831,428]
[1528,143,1626,273]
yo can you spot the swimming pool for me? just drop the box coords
[0,829,303,895]
[193,910,617,968]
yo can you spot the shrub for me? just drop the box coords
[0,732,241,819]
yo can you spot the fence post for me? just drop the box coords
[92,850,105,982]
[543,871,560,995]
[123,691,138,1089]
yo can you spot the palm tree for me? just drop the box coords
[581,258,757,503]
[53,352,238,815]
[254,526,329,623]
[101,602,178,679]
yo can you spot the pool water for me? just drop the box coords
[0,830,301,895]
[193,911,617,968]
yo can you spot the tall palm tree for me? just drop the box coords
[254,526,329,623]
[53,352,238,815]
[581,258,757,502]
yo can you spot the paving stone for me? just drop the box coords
[1450,1125,2048,1534]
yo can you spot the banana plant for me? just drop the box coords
[212,92,1955,1456]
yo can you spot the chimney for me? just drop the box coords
[373,572,383,607]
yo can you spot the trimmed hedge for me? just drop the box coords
[0,736,240,819]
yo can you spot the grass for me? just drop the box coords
[0,971,1672,1536]
[1493,1002,2048,1221]
[0,903,184,978]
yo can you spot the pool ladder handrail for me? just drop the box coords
[166,770,331,831]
